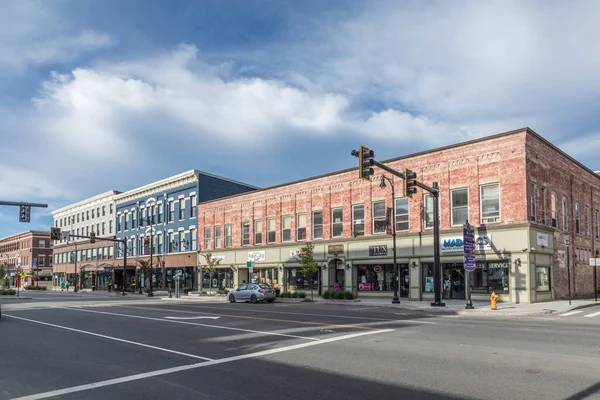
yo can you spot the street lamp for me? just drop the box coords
[67,223,78,293]
[380,175,400,304]
[139,213,155,297]
[565,239,571,305]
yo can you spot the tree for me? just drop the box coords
[297,242,319,301]
[28,268,38,287]
[78,266,86,289]
[199,252,222,290]
[136,260,153,292]
[0,264,6,289]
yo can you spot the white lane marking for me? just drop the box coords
[52,306,321,341]
[4,314,214,361]
[11,328,394,400]
[394,312,409,316]
[559,310,584,317]
[178,304,422,322]
[346,307,380,311]
[164,316,221,320]
[583,311,600,318]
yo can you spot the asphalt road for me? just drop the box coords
[1,298,599,400]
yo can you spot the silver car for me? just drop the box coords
[228,283,276,303]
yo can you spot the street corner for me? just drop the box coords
[456,308,555,317]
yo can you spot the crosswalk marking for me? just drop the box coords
[559,310,584,317]
[583,311,600,318]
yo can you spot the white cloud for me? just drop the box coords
[0,0,112,70]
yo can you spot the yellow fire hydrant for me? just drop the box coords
[490,290,499,310]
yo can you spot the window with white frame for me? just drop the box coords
[451,188,469,226]
[213,226,220,248]
[297,214,306,240]
[282,216,291,242]
[395,198,409,231]
[179,198,185,220]
[481,184,500,223]
[109,220,113,234]
[530,183,537,222]
[313,211,323,239]
[242,222,250,245]
[92,209,95,219]
[254,220,262,244]
[424,194,435,229]
[191,228,197,251]
[373,201,387,234]
[124,213,128,230]
[169,201,174,222]
[575,202,580,234]
[204,227,211,249]
[38,255,45,266]
[102,206,106,216]
[157,233,163,254]
[180,232,186,251]
[267,218,276,243]
[332,207,343,237]
[541,187,547,225]
[563,197,569,231]
[190,195,197,218]
[168,232,174,252]
[39,240,46,248]
[225,224,232,247]
[96,223,100,234]
[132,210,136,228]
[585,206,590,236]
[551,192,557,228]
[132,237,137,256]
[110,204,113,214]
[102,222,105,235]
[352,204,365,236]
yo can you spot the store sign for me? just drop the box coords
[290,249,305,259]
[248,251,265,262]
[536,232,549,247]
[441,235,492,252]
[369,245,388,256]
[358,282,374,291]
[328,244,344,255]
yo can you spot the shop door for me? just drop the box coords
[328,259,345,290]
[399,264,409,298]
[442,264,465,300]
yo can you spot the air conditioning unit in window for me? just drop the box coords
[354,219,364,224]
[482,217,500,224]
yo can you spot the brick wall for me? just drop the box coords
[199,130,529,249]
[526,134,600,298]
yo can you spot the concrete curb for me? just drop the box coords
[161,297,228,302]
[569,302,600,311]
[456,309,555,317]
[0,296,34,300]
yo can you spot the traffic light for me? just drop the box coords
[90,232,96,244]
[19,205,31,223]
[404,168,418,198]
[359,145,375,180]
[50,227,61,241]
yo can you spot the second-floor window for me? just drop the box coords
[373,201,387,234]
[575,202,580,234]
[541,187,547,225]
[102,222,105,235]
[267,218,276,243]
[158,204,163,223]
[132,210,137,228]
[282,216,291,242]
[180,232,186,251]
[551,192,557,228]
[596,209,599,240]
[242,222,250,245]
[352,204,364,236]
[254,220,262,244]
[451,189,468,226]
[481,184,500,224]
[191,229,197,251]
[109,220,113,233]
[585,206,590,236]
[297,214,306,240]
[204,227,211,249]
[168,232,174,252]
[214,226,221,248]
[332,208,343,237]
[313,211,323,239]
[424,194,435,229]
[530,183,537,222]
[225,224,232,247]
[169,201,174,222]
[395,198,409,231]
[563,197,569,231]
[190,195,197,218]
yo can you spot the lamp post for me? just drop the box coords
[67,223,78,292]
[380,175,400,304]
[565,239,571,305]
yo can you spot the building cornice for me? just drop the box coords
[114,170,199,205]
[51,190,121,216]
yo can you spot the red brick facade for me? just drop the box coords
[198,128,600,300]
[0,230,53,286]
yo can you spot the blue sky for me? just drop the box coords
[1,0,599,238]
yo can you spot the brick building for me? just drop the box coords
[0,230,53,288]
[198,128,600,304]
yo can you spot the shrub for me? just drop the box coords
[297,292,306,298]
[24,286,46,291]
[322,290,330,299]
[291,292,299,298]
[344,290,354,300]
[0,289,16,295]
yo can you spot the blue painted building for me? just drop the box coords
[113,170,258,291]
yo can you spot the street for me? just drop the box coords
[1,296,599,400]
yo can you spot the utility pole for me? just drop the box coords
[352,147,445,307]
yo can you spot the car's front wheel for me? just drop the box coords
[229,294,236,303]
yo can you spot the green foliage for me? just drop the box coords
[297,291,306,298]
[0,265,6,288]
[24,286,47,291]
[0,289,17,295]
[322,290,330,299]
[344,290,354,300]
[199,252,222,274]
[297,242,319,301]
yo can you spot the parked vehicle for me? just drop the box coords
[228,283,276,303]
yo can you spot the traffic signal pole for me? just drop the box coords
[352,149,445,307]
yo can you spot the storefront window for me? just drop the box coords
[422,263,434,292]
[251,268,280,287]
[471,261,509,294]
[287,267,317,290]
[202,268,234,290]
[357,264,395,291]
[536,266,550,292]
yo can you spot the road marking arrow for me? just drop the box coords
[164,316,221,320]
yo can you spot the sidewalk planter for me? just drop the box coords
[0,289,16,295]
[322,290,354,300]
